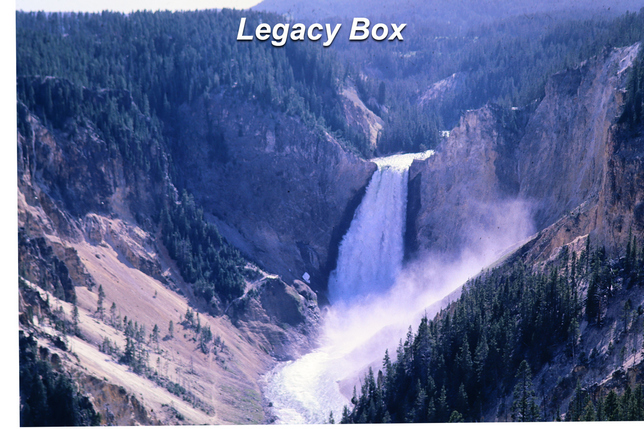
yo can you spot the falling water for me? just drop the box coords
[263,151,434,424]
[327,154,420,303]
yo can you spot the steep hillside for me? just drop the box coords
[341,235,644,423]
[16,9,387,424]
[17,92,323,424]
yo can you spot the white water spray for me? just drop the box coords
[264,151,434,424]
[263,150,533,424]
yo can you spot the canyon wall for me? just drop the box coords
[407,44,643,263]
[172,93,376,296]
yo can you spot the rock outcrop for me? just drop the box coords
[172,92,376,296]
[230,276,320,360]
[517,44,641,230]
[341,85,384,151]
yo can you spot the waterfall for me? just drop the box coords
[263,151,433,424]
[328,152,431,303]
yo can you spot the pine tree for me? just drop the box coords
[630,385,644,420]
[185,307,194,327]
[456,334,472,371]
[596,395,605,421]
[511,360,540,422]
[604,390,620,421]
[121,336,136,366]
[474,333,489,387]
[457,383,469,419]
[96,285,105,320]
[621,385,633,420]
[341,405,351,423]
[437,385,449,422]
[413,381,427,422]
[567,380,588,421]
[110,302,117,326]
[448,410,464,422]
[586,275,600,324]
[139,323,146,344]
[382,410,391,423]
[151,324,159,350]
[581,400,596,421]
[199,325,212,354]
[72,302,80,336]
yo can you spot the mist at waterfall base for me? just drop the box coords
[263,152,534,424]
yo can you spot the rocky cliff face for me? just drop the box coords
[596,128,644,250]
[341,85,384,151]
[501,44,644,266]
[517,44,641,231]
[172,92,376,297]
[407,103,530,260]
[407,43,642,263]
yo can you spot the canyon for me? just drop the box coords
[16,9,644,423]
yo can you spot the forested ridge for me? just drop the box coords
[341,9,644,153]
[16,9,367,154]
[16,8,644,158]
[20,331,100,426]
[160,190,246,305]
[622,43,644,131]
[341,238,644,422]
[15,8,388,306]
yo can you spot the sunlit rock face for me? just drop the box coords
[407,103,531,261]
[407,44,641,262]
[517,44,641,230]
